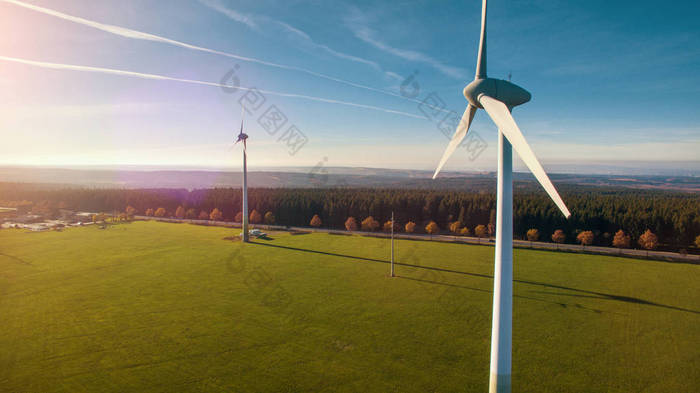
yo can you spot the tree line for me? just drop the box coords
[0,183,698,252]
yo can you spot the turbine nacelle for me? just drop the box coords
[463,78,531,109]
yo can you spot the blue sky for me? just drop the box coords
[0,0,698,173]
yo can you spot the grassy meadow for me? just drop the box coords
[0,221,698,392]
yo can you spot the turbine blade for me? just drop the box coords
[475,0,487,79]
[479,95,571,218]
[240,105,245,133]
[433,105,478,179]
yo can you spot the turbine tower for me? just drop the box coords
[235,106,249,242]
[432,1,571,392]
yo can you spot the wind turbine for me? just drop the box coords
[235,106,249,243]
[432,1,571,392]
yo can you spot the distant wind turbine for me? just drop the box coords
[432,1,571,392]
[235,106,249,242]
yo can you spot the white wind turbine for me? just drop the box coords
[432,1,571,392]
[234,106,249,243]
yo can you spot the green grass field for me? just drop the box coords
[1,221,698,392]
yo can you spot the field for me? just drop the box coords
[1,221,698,392]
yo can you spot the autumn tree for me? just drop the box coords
[235,212,243,222]
[249,209,262,224]
[460,226,471,236]
[210,208,223,221]
[474,224,487,242]
[198,210,209,220]
[264,211,275,225]
[154,207,167,218]
[361,216,379,232]
[145,208,154,217]
[551,229,566,250]
[577,231,594,250]
[310,214,322,228]
[175,206,186,219]
[405,221,416,233]
[382,220,394,232]
[612,229,631,250]
[487,223,495,237]
[449,221,462,234]
[185,208,197,219]
[488,209,496,237]
[125,205,137,220]
[425,221,439,238]
[526,229,540,247]
[345,217,358,231]
[694,234,700,249]
[638,229,659,257]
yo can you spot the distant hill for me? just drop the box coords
[0,166,698,192]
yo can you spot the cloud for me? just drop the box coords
[0,56,426,120]
[272,19,389,76]
[197,0,402,81]
[197,0,257,29]
[344,8,466,80]
[3,0,406,101]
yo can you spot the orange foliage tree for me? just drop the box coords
[577,231,594,249]
[125,206,137,220]
[344,217,358,231]
[526,228,540,246]
[638,229,659,257]
[404,221,416,233]
[249,209,262,224]
[551,229,566,249]
[210,208,223,221]
[612,229,631,249]
[361,216,379,231]
[425,221,439,238]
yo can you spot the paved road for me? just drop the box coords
[135,216,700,264]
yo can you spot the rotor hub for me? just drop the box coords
[463,78,531,109]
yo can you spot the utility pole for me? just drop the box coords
[390,211,394,277]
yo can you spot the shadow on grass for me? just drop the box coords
[398,276,610,315]
[251,242,700,315]
[0,252,33,266]
[528,290,699,315]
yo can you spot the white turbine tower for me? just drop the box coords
[235,106,249,243]
[432,1,571,392]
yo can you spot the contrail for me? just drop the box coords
[0,56,427,119]
[2,0,448,113]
